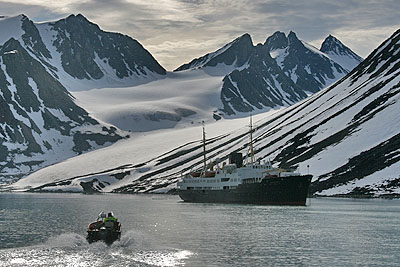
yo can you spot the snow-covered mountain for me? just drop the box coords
[320,34,364,72]
[10,29,400,197]
[219,42,307,115]
[175,31,363,116]
[0,14,166,183]
[265,31,353,93]
[0,14,166,91]
[0,37,125,183]
[175,33,253,73]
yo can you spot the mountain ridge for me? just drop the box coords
[175,30,363,116]
[174,33,253,72]
[0,14,167,91]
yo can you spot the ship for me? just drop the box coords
[177,118,312,205]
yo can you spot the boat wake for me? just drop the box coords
[0,231,193,267]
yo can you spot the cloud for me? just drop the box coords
[0,0,399,70]
[0,1,64,21]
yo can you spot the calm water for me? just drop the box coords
[0,193,399,266]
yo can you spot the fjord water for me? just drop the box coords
[0,193,399,266]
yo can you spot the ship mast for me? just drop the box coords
[202,123,207,171]
[250,115,255,164]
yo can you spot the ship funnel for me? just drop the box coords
[229,152,243,168]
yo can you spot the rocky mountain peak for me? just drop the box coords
[235,33,252,43]
[287,31,301,45]
[321,34,337,45]
[264,31,287,50]
[0,13,166,87]
[320,34,359,58]
[174,33,254,72]
[48,13,166,81]
[320,34,363,71]
[62,13,99,31]
[18,14,28,20]
[74,13,89,21]
[264,31,304,52]
[3,14,27,20]
[320,34,342,51]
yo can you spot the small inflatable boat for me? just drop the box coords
[87,211,121,245]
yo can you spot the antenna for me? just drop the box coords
[250,115,255,164]
[202,122,207,171]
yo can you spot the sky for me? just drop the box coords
[1,0,399,70]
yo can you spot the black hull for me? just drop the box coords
[87,230,121,245]
[178,175,312,205]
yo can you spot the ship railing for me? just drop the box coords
[183,172,217,179]
[280,172,301,177]
[242,177,263,184]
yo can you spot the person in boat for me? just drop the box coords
[88,211,107,230]
[104,211,117,223]
[98,211,107,222]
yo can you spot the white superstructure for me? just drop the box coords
[177,160,301,191]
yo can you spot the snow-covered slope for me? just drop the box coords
[71,70,225,132]
[10,29,400,197]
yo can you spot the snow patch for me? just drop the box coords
[0,15,24,45]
